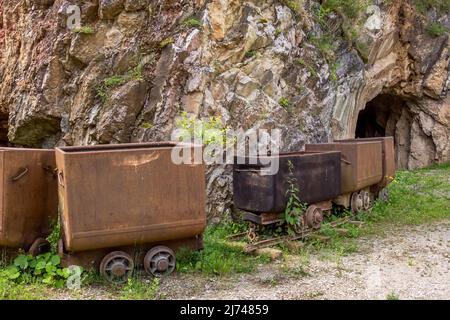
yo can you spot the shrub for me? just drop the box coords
[279,97,291,109]
[73,26,96,34]
[181,18,202,28]
[96,64,143,102]
[159,37,174,48]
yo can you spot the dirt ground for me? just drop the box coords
[160,221,450,300]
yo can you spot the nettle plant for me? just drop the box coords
[284,160,308,235]
[1,253,80,289]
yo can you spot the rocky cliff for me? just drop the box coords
[1,0,449,219]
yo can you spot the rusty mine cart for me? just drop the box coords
[306,137,395,211]
[0,148,58,258]
[233,151,342,240]
[234,137,395,243]
[55,142,206,284]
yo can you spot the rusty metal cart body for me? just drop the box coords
[305,141,383,212]
[55,142,206,283]
[234,151,341,236]
[0,148,58,258]
[335,137,395,195]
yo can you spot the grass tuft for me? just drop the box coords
[425,22,448,37]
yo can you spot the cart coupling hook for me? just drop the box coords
[12,167,29,182]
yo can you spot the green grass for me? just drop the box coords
[118,277,160,300]
[0,280,53,300]
[366,163,450,226]
[425,22,448,37]
[281,162,450,259]
[386,292,400,300]
[177,223,271,275]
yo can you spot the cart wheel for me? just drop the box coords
[351,192,363,213]
[100,251,134,284]
[360,190,371,211]
[304,205,324,230]
[144,246,176,277]
[28,238,50,257]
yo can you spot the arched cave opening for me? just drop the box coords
[355,94,432,170]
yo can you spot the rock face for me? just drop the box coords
[0,0,449,219]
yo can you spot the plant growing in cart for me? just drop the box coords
[284,160,308,235]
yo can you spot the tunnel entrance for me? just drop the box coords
[355,94,408,140]
[355,94,435,169]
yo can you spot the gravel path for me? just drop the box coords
[161,221,450,300]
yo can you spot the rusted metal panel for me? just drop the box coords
[0,148,58,249]
[233,151,342,213]
[55,142,206,252]
[335,137,395,188]
[305,141,383,194]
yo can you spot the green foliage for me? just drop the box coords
[281,264,310,278]
[283,160,308,235]
[278,97,291,109]
[96,64,143,102]
[176,223,270,275]
[140,122,153,129]
[0,280,50,300]
[323,0,369,19]
[46,218,61,254]
[281,0,304,15]
[119,277,160,300]
[274,27,283,37]
[298,163,450,259]
[159,37,174,48]
[425,22,448,37]
[366,163,450,226]
[412,0,450,15]
[245,50,258,59]
[181,18,203,28]
[296,58,318,77]
[329,61,340,83]
[386,292,400,300]
[175,112,229,147]
[308,33,337,62]
[314,4,334,27]
[0,253,80,289]
[72,26,96,34]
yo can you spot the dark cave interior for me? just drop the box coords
[355,94,415,169]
